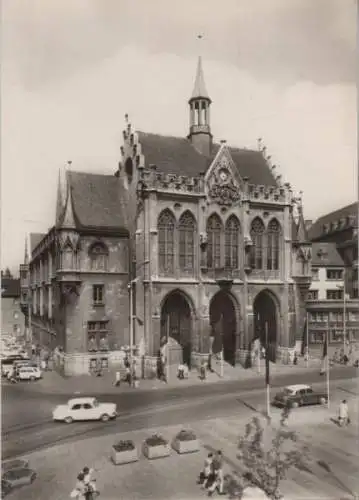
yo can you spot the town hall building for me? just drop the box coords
[21,57,312,376]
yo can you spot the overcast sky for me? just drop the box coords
[1,0,357,273]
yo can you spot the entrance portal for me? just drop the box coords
[253,290,278,362]
[160,291,192,367]
[209,291,237,366]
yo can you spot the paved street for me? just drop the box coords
[2,364,356,431]
[4,380,359,500]
[2,369,357,459]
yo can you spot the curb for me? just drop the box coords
[14,365,324,397]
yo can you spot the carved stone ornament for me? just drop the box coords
[244,235,253,251]
[199,232,208,249]
[208,181,241,207]
[207,158,241,207]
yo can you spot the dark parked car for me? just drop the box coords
[273,384,328,408]
[2,468,36,491]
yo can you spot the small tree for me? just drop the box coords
[237,406,309,499]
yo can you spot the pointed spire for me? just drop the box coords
[190,56,210,101]
[295,194,309,242]
[24,235,29,265]
[56,164,68,224]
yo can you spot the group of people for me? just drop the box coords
[198,450,225,496]
[71,466,98,499]
[113,354,139,388]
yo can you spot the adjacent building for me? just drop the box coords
[1,274,24,338]
[308,202,358,298]
[306,242,359,346]
[21,57,313,375]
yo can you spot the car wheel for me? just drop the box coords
[319,397,327,405]
[291,401,299,408]
[100,413,110,422]
[64,416,73,424]
[31,473,37,483]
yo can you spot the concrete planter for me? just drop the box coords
[111,442,138,465]
[142,442,170,460]
[172,437,200,454]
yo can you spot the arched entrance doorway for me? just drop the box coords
[253,290,278,362]
[209,291,237,366]
[160,291,192,367]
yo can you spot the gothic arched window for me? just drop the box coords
[89,243,108,271]
[267,219,281,270]
[250,218,265,269]
[62,244,73,270]
[207,214,222,269]
[179,211,196,274]
[158,209,176,275]
[225,215,240,269]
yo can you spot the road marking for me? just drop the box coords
[337,386,359,396]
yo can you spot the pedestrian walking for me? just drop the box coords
[114,371,121,387]
[208,353,213,372]
[83,466,98,497]
[197,452,213,487]
[70,472,86,499]
[338,399,350,427]
[293,352,298,365]
[200,359,207,381]
[206,450,224,496]
[177,363,185,379]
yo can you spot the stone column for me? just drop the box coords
[237,281,253,367]
[49,286,52,319]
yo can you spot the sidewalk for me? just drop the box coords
[6,395,358,500]
[23,356,322,395]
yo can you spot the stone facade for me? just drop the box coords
[20,56,314,376]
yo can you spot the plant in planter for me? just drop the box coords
[111,439,138,465]
[172,429,200,454]
[142,434,170,460]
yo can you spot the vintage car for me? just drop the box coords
[2,468,36,491]
[273,384,328,408]
[17,366,42,381]
[52,397,117,423]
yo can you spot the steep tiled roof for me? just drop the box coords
[67,171,128,231]
[308,202,358,241]
[1,278,20,298]
[30,233,46,254]
[311,242,344,267]
[137,132,277,186]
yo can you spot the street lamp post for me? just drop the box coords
[128,260,150,364]
[337,281,347,354]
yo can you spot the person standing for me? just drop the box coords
[338,400,349,427]
[114,370,121,387]
[207,450,224,496]
[197,452,213,487]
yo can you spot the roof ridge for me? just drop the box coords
[68,170,117,178]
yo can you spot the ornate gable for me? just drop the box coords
[205,145,241,207]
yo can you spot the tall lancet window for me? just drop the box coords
[179,211,196,274]
[207,214,222,269]
[62,244,74,270]
[250,218,265,270]
[225,216,240,269]
[267,219,281,270]
[158,209,175,275]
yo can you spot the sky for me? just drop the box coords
[1,0,357,273]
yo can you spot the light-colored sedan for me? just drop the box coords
[17,366,42,381]
[52,397,117,423]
